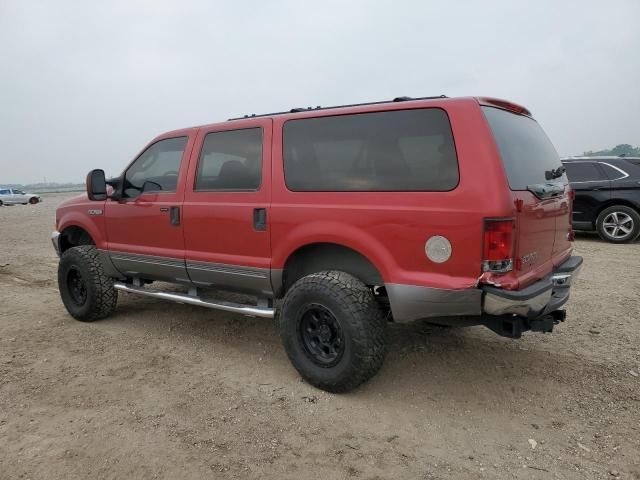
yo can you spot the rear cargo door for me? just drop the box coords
[483,106,571,286]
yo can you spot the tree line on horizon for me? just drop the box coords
[582,144,640,157]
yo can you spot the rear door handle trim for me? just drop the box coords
[170,206,180,226]
[253,208,267,231]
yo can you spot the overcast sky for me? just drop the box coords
[1,0,639,184]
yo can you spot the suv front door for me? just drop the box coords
[105,132,196,283]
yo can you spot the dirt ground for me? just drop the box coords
[1,192,639,480]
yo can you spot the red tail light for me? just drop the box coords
[483,218,515,273]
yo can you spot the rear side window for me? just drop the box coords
[564,162,606,182]
[195,128,262,191]
[0,189,9,194]
[598,162,628,181]
[283,109,459,191]
[482,106,567,190]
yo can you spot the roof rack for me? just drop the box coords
[227,95,448,121]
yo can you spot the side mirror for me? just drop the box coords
[86,169,107,201]
[141,180,162,193]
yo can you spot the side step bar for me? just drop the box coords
[113,282,275,319]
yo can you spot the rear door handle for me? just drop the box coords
[170,206,180,226]
[160,207,169,212]
[253,208,267,231]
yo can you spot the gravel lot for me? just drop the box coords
[1,192,639,479]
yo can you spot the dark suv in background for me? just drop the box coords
[562,156,640,243]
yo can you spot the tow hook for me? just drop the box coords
[529,310,566,333]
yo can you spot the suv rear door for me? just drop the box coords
[563,161,612,227]
[482,105,571,287]
[182,119,273,296]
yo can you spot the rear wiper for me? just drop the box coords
[545,165,566,180]
[527,182,565,199]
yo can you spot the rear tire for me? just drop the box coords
[58,246,118,321]
[596,205,640,243]
[280,271,385,393]
[29,197,39,204]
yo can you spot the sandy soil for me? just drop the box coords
[1,192,639,480]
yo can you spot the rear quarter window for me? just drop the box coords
[283,108,459,192]
[482,106,566,190]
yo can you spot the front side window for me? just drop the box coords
[564,162,605,182]
[123,137,187,198]
[195,128,262,191]
[283,109,459,191]
[0,189,9,195]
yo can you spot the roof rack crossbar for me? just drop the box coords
[227,95,447,121]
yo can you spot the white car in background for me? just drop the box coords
[0,188,42,206]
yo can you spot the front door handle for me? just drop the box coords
[170,206,180,226]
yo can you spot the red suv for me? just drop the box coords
[52,96,582,392]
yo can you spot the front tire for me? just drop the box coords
[58,246,118,321]
[280,271,385,393]
[596,205,640,243]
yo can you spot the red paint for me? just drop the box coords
[56,96,573,292]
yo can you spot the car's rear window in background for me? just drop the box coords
[482,106,567,190]
[283,108,459,191]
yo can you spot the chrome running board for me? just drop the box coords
[113,282,275,318]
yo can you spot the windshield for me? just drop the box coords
[482,106,567,190]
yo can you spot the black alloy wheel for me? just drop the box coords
[66,267,88,306]
[298,304,345,367]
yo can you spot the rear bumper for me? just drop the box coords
[386,256,583,332]
[482,256,583,318]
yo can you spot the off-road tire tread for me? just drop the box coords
[280,270,385,393]
[59,245,117,321]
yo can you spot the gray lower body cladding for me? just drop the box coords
[109,251,191,284]
[386,284,482,323]
[103,250,280,297]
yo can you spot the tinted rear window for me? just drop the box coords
[195,128,262,191]
[564,162,605,182]
[482,106,566,190]
[283,109,459,191]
